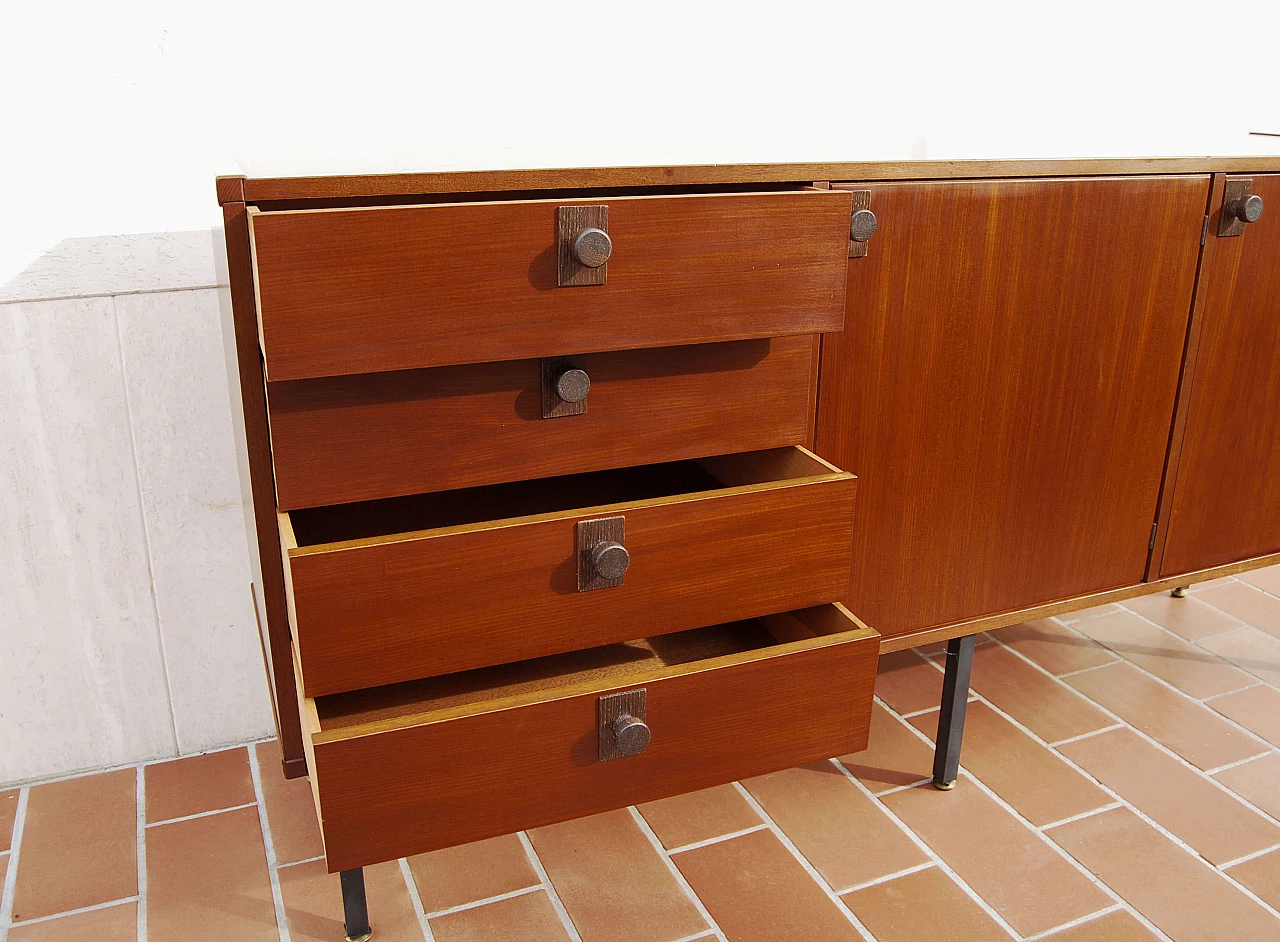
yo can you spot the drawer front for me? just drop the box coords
[301,605,879,871]
[269,336,819,510]
[282,448,857,697]
[249,189,853,381]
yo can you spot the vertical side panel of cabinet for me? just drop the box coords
[815,176,1209,639]
[1159,174,1280,577]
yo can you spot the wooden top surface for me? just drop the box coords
[220,156,1280,204]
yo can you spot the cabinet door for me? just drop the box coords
[1159,174,1280,577]
[816,176,1208,638]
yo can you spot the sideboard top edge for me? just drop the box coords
[235,156,1280,203]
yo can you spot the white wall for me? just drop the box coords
[2,0,1279,784]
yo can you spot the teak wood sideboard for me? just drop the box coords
[216,157,1280,940]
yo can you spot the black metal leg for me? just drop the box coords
[341,868,372,941]
[932,634,976,790]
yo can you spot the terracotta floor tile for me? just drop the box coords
[1123,592,1243,641]
[991,619,1115,676]
[742,763,927,892]
[146,805,277,942]
[1197,627,1280,687]
[839,701,935,793]
[1070,611,1253,699]
[407,833,539,913]
[11,768,137,921]
[874,651,944,715]
[881,779,1109,936]
[1050,807,1280,941]
[1239,564,1280,597]
[674,828,864,941]
[968,643,1112,744]
[635,783,760,850]
[1207,683,1280,747]
[1058,728,1278,866]
[1197,582,1280,637]
[1190,577,1239,592]
[430,890,569,942]
[527,808,706,942]
[1226,849,1280,911]
[279,858,423,942]
[145,747,255,823]
[1213,753,1280,820]
[1041,909,1161,941]
[1059,603,1124,622]
[254,740,323,864]
[841,866,1007,942]
[0,788,17,852]
[8,901,137,942]
[909,702,1111,827]
[1065,661,1262,770]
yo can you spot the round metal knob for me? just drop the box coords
[612,714,651,756]
[591,541,630,580]
[1228,193,1264,224]
[572,227,613,268]
[850,208,878,243]
[554,368,591,403]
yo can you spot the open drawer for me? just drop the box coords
[297,603,880,871]
[280,446,858,697]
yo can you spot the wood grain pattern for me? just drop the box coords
[303,605,879,871]
[221,201,307,775]
[282,448,856,697]
[267,336,817,510]
[236,157,1280,204]
[1159,174,1280,576]
[880,549,1280,654]
[248,190,853,380]
[816,175,1209,639]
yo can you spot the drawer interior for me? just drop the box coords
[310,605,868,738]
[287,446,844,547]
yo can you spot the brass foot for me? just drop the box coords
[933,779,957,791]
[1171,586,1190,598]
[345,933,372,942]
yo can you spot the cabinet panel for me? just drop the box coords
[1160,174,1280,577]
[816,176,1209,638]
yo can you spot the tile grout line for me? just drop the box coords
[136,765,148,942]
[1104,600,1276,698]
[516,831,585,942]
[1054,661,1120,680]
[665,823,770,856]
[1202,681,1266,702]
[247,745,292,942]
[825,760,1022,941]
[1044,615,1280,751]
[397,857,437,942]
[1037,803,1124,833]
[423,884,543,920]
[1218,840,1280,871]
[1206,752,1275,776]
[945,635,1280,927]
[627,807,730,942]
[869,776,934,797]
[111,293,181,755]
[987,630,1280,831]
[146,801,259,829]
[668,931,718,942]
[873,694,1176,942]
[731,779,889,942]
[1021,904,1124,941]
[8,896,139,929]
[0,787,29,942]
[1049,724,1126,748]
[842,861,936,894]
[275,854,325,870]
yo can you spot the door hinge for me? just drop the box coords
[1201,215,1209,246]
[1150,522,1159,551]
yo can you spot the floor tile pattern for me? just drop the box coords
[3,567,1280,941]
